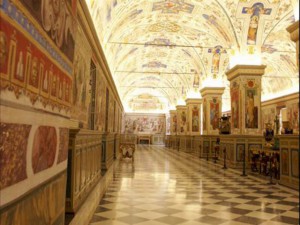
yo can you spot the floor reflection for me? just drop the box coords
[89,145,299,225]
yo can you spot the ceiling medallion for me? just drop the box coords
[152,0,195,14]
[148,21,181,32]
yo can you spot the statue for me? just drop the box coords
[264,123,274,147]
[219,114,231,134]
[274,115,279,135]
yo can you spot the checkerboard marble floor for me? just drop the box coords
[89,145,299,225]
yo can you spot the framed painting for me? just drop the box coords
[236,144,245,162]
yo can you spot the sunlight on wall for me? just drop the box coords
[293,0,299,20]
[201,77,223,88]
[186,90,201,99]
[229,47,262,69]
[262,87,299,102]
[177,98,186,106]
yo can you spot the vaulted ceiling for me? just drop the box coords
[86,0,299,113]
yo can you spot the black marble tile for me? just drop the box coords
[271,215,300,224]
[117,215,148,224]
[195,215,228,225]
[155,216,188,225]
[233,215,266,224]
[257,207,286,214]
[276,200,299,207]
[94,206,112,213]
[152,208,182,215]
[89,215,109,223]
[225,207,252,215]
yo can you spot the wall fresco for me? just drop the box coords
[124,114,165,134]
[191,106,199,132]
[172,113,177,133]
[108,96,114,132]
[231,82,240,129]
[209,98,220,130]
[245,80,259,129]
[71,26,92,126]
[0,123,31,190]
[95,72,106,132]
[57,128,69,164]
[19,0,76,62]
[178,109,187,133]
[287,102,299,131]
[203,99,207,130]
[261,106,276,128]
[32,126,57,174]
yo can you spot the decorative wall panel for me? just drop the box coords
[32,126,57,174]
[19,0,76,62]
[0,123,31,190]
[71,25,92,126]
[95,72,106,132]
[124,113,165,134]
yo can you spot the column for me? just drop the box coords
[287,21,299,67]
[169,110,177,135]
[200,87,225,135]
[176,105,188,151]
[176,105,188,135]
[185,98,202,136]
[169,110,177,149]
[226,65,266,135]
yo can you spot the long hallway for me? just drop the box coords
[89,145,299,225]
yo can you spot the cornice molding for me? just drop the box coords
[226,65,266,81]
[185,98,202,105]
[287,20,299,42]
[200,87,225,96]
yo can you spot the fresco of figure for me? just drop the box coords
[30,57,39,88]
[181,111,186,132]
[246,90,258,128]
[192,106,199,132]
[0,31,7,68]
[248,15,259,45]
[242,3,272,45]
[16,52,24,81]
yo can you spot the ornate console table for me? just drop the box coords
[138,134,151,145]
[120,134,137,161]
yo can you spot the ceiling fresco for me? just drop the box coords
[86,0,299,113]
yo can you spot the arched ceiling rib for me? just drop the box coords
[87,0,299,113]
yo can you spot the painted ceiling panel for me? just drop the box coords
[86,0,299,113]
